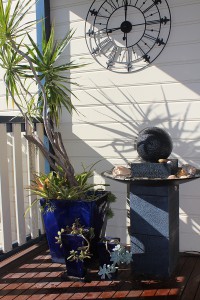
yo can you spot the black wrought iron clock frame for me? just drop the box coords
[85,0,171,73]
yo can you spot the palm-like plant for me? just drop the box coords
[0,0,84,188]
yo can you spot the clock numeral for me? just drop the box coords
[89,8,109,19]
[144,34,165,45]
[146,16,170,26]
[107,60,114,68]
[127,62,132,72]
[92,38,112,54]
[135,0,139,6]
[137,44,151,63]
[88,28,108,37]
[108,46,118,62]
[154,0,162,4]
[89,9,98,16]
[156,38,165,46]
[87,29,94,36]
[143,54,150,63]
[161,16,170,24]
[142,0,162,14]
[106,45,124,68]
[106,0,118,10]
[122,0,132,6]
[124,48,132,72]
[100,37,113,50]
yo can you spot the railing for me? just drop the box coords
[0,120,45,254]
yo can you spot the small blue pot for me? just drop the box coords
[40,191,109,263]
[61,233,86,278]
[98,237,120,267]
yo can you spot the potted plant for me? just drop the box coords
[30,169,115,263]
[0,0,115,262]
[55,219,94,279]
[98,237,120,268]
[98,242,133,280]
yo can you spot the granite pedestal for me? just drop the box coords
[129,183,179,278]
[102,170,200,278]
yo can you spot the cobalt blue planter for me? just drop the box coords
[61,233,86,278]
[40,190,109,263]
[98,237,120,267]
[97,237,120,279]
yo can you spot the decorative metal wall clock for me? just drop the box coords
[85,0,171,73]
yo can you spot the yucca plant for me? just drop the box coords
[0,0,85,188]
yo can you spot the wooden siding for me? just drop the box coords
[50,0,200,249]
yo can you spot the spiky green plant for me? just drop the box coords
[0,0,86,187]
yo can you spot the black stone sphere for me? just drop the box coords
[136,127,173,162]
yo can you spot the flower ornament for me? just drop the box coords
[98,264,116,279]
[110,245,133,266]
[98,243,133,279]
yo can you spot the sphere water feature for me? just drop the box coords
[136,127,173,162]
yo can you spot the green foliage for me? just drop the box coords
[0,0,85,125]
[55,219,94,262]
[0,0,36,46]
[106,192,116,219]
[29,165,109,201]
[27,24,85,125]
[0,0,39,108]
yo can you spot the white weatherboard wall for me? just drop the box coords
[52,0,200,250]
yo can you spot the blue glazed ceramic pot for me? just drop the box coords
[98,237,120,267]
[61,233,86,278]
[40,191,109,263]
[98,237,120,279]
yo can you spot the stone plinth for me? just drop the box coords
[130,183,179,278]
[131,159,178,179]
[102,169,200,278]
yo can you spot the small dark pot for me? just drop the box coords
[98,237,120,279]
[61,233,86,278]
[98,237,120,267]
[40,190,109,263]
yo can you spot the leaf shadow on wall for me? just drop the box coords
[71,81,200,247]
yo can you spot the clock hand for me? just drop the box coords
[87,27,121,36]
[124,0,128,21]
[94,17,166,36]
[104,17,169,35]
[106,26,121,33]
[132,17,170,27]
[106,18,165,34]
[104,18,169,35]
[123,0,128,42]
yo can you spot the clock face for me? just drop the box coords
[85,0,171,73]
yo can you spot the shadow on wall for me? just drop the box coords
[81,82,200,166]
[67,83,200,246]
[54,0,200,247]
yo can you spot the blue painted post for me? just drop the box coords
[130,183,179,278]
[36,0,50,173]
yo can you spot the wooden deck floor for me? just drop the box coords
[0,241,200,300]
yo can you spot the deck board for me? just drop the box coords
[0,241,200,299]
